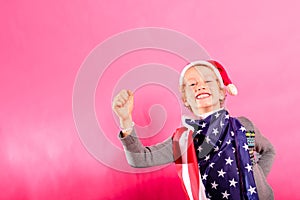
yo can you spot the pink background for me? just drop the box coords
[1,0,299,199]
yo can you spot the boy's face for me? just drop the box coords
[183,65,225,115]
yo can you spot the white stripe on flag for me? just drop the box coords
[182,163,194,200]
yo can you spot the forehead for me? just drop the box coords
[184,65,216,80]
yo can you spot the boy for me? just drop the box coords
[112,60,275,200]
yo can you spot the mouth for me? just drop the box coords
[196,93,211,100]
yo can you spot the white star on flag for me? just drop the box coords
[220,121,225,127]
[202,174,208,180]
[214,146,219,152]
[217,169,226,177]
[229,178,238,187]
[221,190,230,199]
[196,129,202,134]
[211,181,218,189]
[213,128,219,136]
[209,162,215,168]
[206,136,211,143]
[201,122,206,128]
[242,143,249,151]
[240,126,246,132]
[226,139,231,144]
[198,146,203,152]
[232,147,235,153]
[218,151,222,157]
[225,157,233,165]
[245,163,253,172]
[207,193,212,199]
[248,185,257,195]
[215,112,220,118]
[231,131,235,136]
[225,114,230,119]
[205,155,210,161]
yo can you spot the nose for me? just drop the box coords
[197,84,206,91]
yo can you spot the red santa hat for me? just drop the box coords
[179,60,238,96]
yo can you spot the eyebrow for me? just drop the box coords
[205,76,215,80]
[186,78,197,81]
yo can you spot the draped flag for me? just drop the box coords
[173,109,259,200]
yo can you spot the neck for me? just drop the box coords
[194,107,224,119]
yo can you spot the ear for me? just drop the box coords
[180,86,189,107]
[181,96,189,107]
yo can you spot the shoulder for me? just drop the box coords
[237,116,255,131]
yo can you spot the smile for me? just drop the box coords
[196,93,211,99]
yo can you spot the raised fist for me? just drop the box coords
[112,89,134,121]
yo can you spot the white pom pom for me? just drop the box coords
[227,84,238,96]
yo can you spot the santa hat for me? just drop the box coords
[179,60,238,96]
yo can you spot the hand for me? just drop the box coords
[112,89,134,121]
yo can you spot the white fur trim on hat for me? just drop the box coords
[179,60,225,88]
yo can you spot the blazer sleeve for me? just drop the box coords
[238,116,276,177]
[118,129,174,168]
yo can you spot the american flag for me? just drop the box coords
[184,110,259,200]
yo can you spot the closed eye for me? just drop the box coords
[188,82,197,87]
[205,79,217,83]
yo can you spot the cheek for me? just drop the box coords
[209,85,222,97]
[185,87,194,96]
[207,84,217,92]
[185,90,196,103]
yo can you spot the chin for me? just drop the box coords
[193,107,214,115]
[196,104,214,110]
